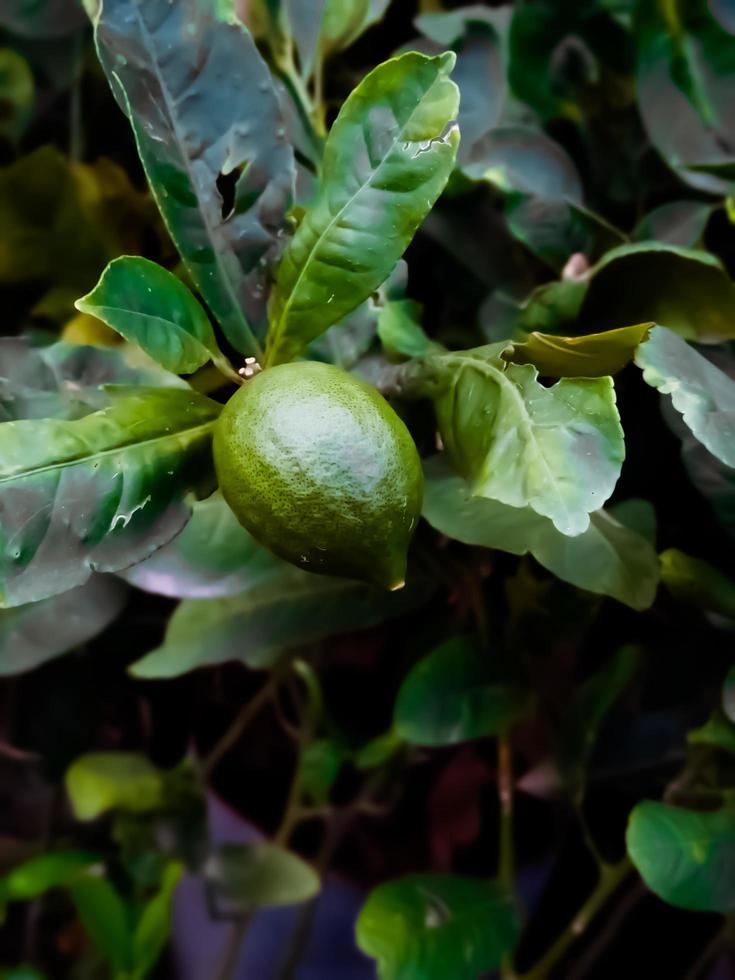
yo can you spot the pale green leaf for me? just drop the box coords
[205,843,319,913]
[66,753,165,821]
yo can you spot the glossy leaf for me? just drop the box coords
[0,576,127,676]
[205,843,319,913]
[636,326,735,468]
[422,460,659,611]
[132,862,183,978]
[660,548,735,618]
[507,323,652,377]
[0,852,101,903]
[70,876,132,975]
[0,49,34,144]
[76,258,229,377]
[130,565,432,678]
[266,51,459,365]
[95,0,295,354]
[0,337,184,423]
[66,752,165,821]
[356,874,518,980]
[0,386,220,607]
[377,299,442,360]
[121,492,280,600]
[425,348,624,535]
[627,801,735,912]
[395,637,529,746]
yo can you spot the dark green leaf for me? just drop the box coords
[377,299,442,360]
[0,852,101,903]
[395,637,529,746]
[724,667,735,725]
[300,739,347,805]
[636,326,735,467]
[356,874,518,980]
[0,0,86,39]
[688,710,735,755]
[422,459,659,610]
[507,323,652,377]
[0,576,126,676]
[205,843,319,913]
[130,565,432,678]
[627,801,735,912]
[633,201,712,248]
[265,51,459,365]
[95,0,295,354]
[132,861,183,978]
[0,386,220,606]
[660,548,735,618]
[424,348,624,535]
[0,49,34,144]
[70,876,132,975]
[76,258,232,377]
[66,753,166,821]
[121,492,280,600]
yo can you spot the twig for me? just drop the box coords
[201,672,280,781]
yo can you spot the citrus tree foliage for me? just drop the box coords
[1,1,735,978]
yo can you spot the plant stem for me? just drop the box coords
[498,734,515,980]
[201,672,280,781]
[519,859,633,980]
[216,912,254,980]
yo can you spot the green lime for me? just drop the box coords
[214,361,423,590]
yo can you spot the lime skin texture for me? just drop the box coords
[214,360,423,590]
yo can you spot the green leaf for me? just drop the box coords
[559,645,642,796]
[94,0,295,354]
[130,565,431,678]
[300,739,348,805]
[0,386,220,607]
[70,875,132,975]
[0,338,184,424]
[120,492,280,600]
[660,548,735,618]
[633,201,712,248]
[354,728,404,770]
[0,576,126,676]
[627,801,735,912]
[356,874,518,980]
[66,753,166,821]
[377,299,442,360]
[0,49,34,144]
[76,258,231,377]
[0,852,102,903]
[395,637,529,746]
[422,459,659,611]
[506,323,652,377]
[266,51,459,365]
[132,861,183,979]
[688,710,735,755]
[724,667,735,725]
[205,843,319,913]
[0,0,87,38]
[425,348,624,535]
[636,325,735,468]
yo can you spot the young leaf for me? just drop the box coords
[0,387,220,607]
[132,862,183,978]
[422,459,659,611]
[120,492,281,600]
[130,565,432,679]
[266,51,460,365]
[0,852,102,903]
[76,258,233,378]
[356,874,518,980]
[94,0,295,354]
[205,843,319,913]
[395,637,529,746]
[636,326,735,469]
[66,753,166,822]
[627,801,735,913]
[69,876,132,975]
[425,349,624,535]
[507,324,653,378]
[0,577,127,676]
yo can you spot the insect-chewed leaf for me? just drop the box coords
[94,0,295,354]
[636,325,735,469]
[76,257,227,376]
[356,874,518,980]
[265,51,459,366]
[0,576,127,676]
[424,348,624,536]
[422,459,658,610]
[0,386,221,607]
[627,801,735,913]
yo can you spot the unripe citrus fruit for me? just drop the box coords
[214,361,423,590]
